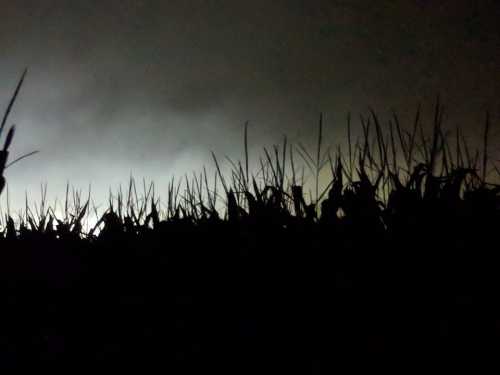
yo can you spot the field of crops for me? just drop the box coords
[1,72,499,371]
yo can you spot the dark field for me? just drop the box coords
[1,76,500,371]
[1,198,499,372]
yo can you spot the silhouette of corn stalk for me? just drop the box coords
[0,69,38,196]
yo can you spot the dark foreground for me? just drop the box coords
[1,196,499,372]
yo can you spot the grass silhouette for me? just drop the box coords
[0,73,499,371]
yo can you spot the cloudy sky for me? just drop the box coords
[0,0,499,212]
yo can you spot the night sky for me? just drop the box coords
[1,0,499,212]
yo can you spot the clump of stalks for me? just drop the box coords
[0,94,498,239]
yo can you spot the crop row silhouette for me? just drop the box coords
[1,105,497,242]
[0,71,499,371]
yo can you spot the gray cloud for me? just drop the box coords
[0,0,498,210]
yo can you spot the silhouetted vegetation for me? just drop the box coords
[0,75,499,371]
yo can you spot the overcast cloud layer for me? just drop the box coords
[0,0,499,211]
